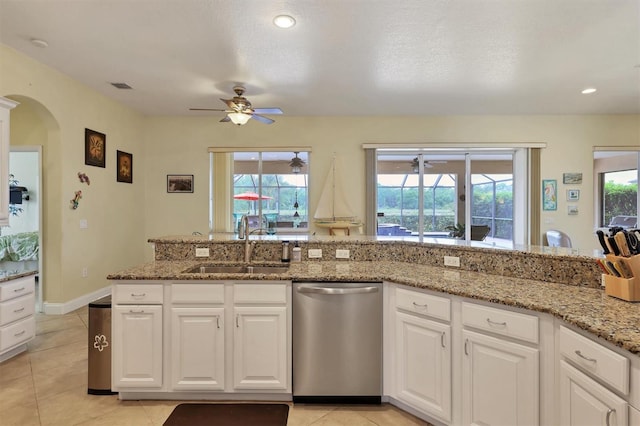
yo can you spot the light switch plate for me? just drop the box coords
[195,247,210,257]
[336,249,350,259]
[308,249,323,258]
[444,256,460,267]
[80,219,88,229]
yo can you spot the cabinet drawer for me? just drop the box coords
[396,287,450,322]
[0,276,35,302]
[234,284,287,304]
[171,284,224,304]
[0,293,35,326]
[462,302,539,344]
[559,325,629,395]
[113,284,163,304]
[0,315,35,351]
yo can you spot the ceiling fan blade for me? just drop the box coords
[220,116,231,123]
[221,98,239,110]
[252,107,283,115]
[189,108,227,111]
[251,114,275,124]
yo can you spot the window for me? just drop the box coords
[595,150,639,229]
[209,149,310,234]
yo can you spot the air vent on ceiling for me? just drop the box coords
[110,82,133,90]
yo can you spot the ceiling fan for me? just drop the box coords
[411,157,447,172]
[189,85,283,125]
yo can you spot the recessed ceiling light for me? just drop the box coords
[273,15,296,29]
[30,38,48,48]
[581,88,597,94]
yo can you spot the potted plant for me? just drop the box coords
[445,223,465,238]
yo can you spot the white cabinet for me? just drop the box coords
[171,307,225,390]
[462,329,539,425]
[395,310,451,422]
[392,287,452,423]
[112,283,163,389]
[0,97,19,226]
[233,282,289,392]
[233,306,287,390]
[0,274,36,362]
[560,360,627,426]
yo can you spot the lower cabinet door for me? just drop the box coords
[462,329,539,426]
[171,307,225,390]
[112,305,163,389]
[395,311,451,422]
[233,306,287,390]
[560,360,628,426]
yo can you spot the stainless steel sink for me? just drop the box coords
[183,265,290,274]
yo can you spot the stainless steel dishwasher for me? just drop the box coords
[293,282,382,404]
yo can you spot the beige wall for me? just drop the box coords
[2,44,640,306]
[1,44,147,305]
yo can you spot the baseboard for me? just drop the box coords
[43,285,110,315]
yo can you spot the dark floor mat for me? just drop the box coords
[163,403,290,426]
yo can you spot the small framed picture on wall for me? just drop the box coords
[167,174,194,193]
[84,128,106,168]
[116,150,133,183]
[566,189,580,201]
[542,179,557,211]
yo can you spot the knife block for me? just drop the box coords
[604,253,640,302]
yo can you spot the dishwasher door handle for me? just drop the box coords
[297,285,379,295]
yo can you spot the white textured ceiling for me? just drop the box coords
[1,0,639,117]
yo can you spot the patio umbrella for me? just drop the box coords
[233,192,273,201]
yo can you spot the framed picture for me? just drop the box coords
[567,205,579,215]
[563,173,583,185]
[84,128,106,168]
[116,150,133,183]
[542,179,557,211]
[167,174,194,193]
[566,189,580,201]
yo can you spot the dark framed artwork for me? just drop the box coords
[85,128,106,168]
[116,150,133,183]
[167,174,194,193]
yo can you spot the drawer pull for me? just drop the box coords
[464,338,469,356]
[412,302,428,309]
[130,293,146,297]
[14,330,26,337]
[129,309,145,314]
[13,287,25,293]
[486,318,507,327]
[216,316,221,329]
[236,314,240,328]
[575,350,597,363]
[606,408,615,426]
[441,332,446,348]
[13,307,25,313]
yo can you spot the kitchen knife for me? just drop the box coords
[595,258,609,274]
[614,232,631,257]
[626,231,639,255]
[607,236,621,256]
[605,260,621,277]
[616,259,634,279]
[596,230,610,254]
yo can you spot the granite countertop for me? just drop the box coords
[0,269,38,283]
[108,260,640,355]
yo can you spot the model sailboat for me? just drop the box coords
[313,155,363,230]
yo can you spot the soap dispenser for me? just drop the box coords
[292,242,302,262]
[281,241,290,262]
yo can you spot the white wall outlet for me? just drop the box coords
[82,267,88,277]
[308,249,323,258]
[444,256,460,267]
[336,249,350,259]
[195,247,210,257]
[80,219,88,229]
[601,274,607,287]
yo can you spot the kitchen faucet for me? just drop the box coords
[240,215,256,262]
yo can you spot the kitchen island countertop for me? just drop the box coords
[108,260,640,356]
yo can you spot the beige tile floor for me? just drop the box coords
[0,306,431,425]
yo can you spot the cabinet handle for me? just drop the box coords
[216,316,221,329]
[14,330,26,337]
[575,350,597,363]
[464,338,469,355]
[130,293,146,297]
[486,318,507,327]
[129,309,145,314]
[236,314,239,328]
[13,287,25,293]
[412,302,428,309]
[441,332,446,348]
[13,307,25,313]
[606,408,615,426]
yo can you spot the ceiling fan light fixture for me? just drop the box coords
[581,87,597,94]
[289,152,305,173]
[273,15,296,29]
[228,112,251,125]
